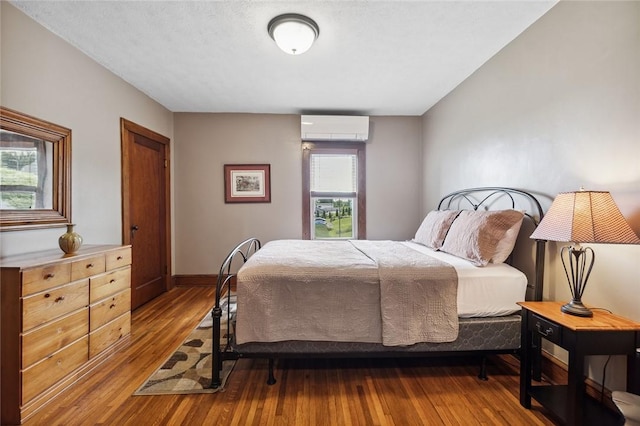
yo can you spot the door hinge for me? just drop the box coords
[164,159,168,168]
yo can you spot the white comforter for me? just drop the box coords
[235,239,459,347]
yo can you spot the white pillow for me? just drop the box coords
[413,210,460,249]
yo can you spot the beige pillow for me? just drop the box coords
[440,210,525,266]
[413,210,460,249]
[491,215,525,263]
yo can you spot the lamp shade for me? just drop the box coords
[530,190,640,244]
[268,14,319,55]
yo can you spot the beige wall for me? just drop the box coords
[422,1,640,390]
[173,114,423,273]
[0,3,174,258]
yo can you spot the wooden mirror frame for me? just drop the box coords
[0,107,71,231]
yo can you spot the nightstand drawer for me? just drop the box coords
[531,313,562,345]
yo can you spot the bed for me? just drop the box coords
[211,187,546,388]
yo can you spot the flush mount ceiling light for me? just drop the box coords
[268,13,319,55]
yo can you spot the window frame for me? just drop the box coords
[302,141,366,239]
[0,107,71,231]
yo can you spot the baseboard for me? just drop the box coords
[173,274,237,290]
[539,350,619,412]
[174,274,217,287]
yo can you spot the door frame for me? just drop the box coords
[120,118,172,292]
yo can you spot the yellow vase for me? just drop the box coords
[58,224,83,255]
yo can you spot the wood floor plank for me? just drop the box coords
[22,287,560,425]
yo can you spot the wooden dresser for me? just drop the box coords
[1,245,132,425]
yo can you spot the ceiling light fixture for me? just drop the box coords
[268,13,319,55]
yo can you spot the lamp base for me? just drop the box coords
[561,300,593,317]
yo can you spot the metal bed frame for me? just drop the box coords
[211,187,546,388]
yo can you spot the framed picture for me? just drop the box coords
[224,164,271,203]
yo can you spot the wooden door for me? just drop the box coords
[121,119,171,310]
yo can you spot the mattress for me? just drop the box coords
[402,241,527,318]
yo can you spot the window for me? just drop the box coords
[302,142,366,239]
[0,132,52,209]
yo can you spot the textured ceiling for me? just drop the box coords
[10,1,557,116]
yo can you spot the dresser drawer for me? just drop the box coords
[22,263,71,296]
[89,312,131,358]
[22,308,89,369]
[21,336,88,405]
[22,280,89,331]
[530,313,562,345]
[105,247,131,271]
[90,289,131,331]
[90,267,131,303]
[71,255,106,281]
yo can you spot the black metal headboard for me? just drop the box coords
[436,187,546,302]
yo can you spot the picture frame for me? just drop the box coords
[224,164,271,203]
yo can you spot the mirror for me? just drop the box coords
[1,107,71,231]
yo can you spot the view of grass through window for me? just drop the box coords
[313,198,354,238]
[0,148,38,209]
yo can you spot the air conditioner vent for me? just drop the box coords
[301,115,369,142]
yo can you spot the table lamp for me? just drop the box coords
[530,189,640,317]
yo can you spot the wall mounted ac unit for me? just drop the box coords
[301,115,369,142]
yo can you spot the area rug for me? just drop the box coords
[133,296,237,395]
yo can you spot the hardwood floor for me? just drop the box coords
[24,287,559,425]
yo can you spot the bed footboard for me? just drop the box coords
[211,237,261,388]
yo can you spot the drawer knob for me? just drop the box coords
[55,296,66,303]
[110,279,116,284]
[45,273,55,279]
[86,263,94,269]
[110,303,116,309]
[535,322,554,337]
[117,256,123,260]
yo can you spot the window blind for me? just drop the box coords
[310,153,357,193]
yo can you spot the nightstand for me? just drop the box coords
[519,301,640,426]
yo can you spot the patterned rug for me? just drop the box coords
[134,296,237,395]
